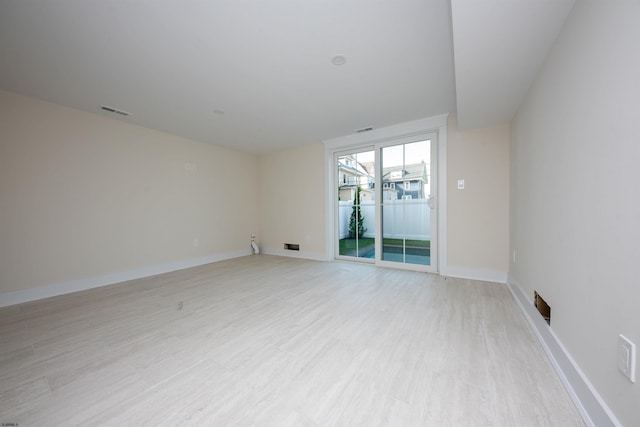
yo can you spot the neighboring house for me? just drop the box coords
[337,155,375,202]
[381,162,428,200]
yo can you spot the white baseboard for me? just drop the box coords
[260,246,329,262]
[0,249,252,308]
[445,265,507,283]
[507,275,621,427]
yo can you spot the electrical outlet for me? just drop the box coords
[618,334,636,382]
[193,238,199,248]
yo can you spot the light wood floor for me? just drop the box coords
[0,255,583,426]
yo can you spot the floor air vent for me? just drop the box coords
[284,243,300,251]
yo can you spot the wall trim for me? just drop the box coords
[323,114,449,150]
[260,247,329,262]
[0,249,252,308]
[446,265,507,283]
[507,275,622,427]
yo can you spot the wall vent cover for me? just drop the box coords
[534,291,551,325]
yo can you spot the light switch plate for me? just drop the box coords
[618,334,636,382]
[457,179,465,190]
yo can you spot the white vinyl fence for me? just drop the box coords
[338,200,431,241]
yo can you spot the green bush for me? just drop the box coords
[348,186,367,239]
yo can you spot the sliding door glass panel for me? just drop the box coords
[380,140,431,266]
[336,150,375,260]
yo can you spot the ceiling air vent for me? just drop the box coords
[355,127,373,133]
[100,105,131,117]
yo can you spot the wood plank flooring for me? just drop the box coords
[0,255,584,426]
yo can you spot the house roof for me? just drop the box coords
[338,158,371,178]
[382,163,427,182]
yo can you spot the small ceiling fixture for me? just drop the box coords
[100,105,131,117]
[331,55,346,66]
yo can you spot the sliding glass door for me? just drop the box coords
[379,136,436,270]
[333,133,437,272]
[335,149,375,261]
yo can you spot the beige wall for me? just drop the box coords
[447,115,510,277]
[0,90,258,296]
[258,143,327,260]
[263,119,510,277]
[510,2,640,425]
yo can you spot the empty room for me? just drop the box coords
[0,1,638,426]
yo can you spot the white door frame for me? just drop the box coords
[323,114,449,275]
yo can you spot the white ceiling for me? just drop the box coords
[0,0,574,153]
[451,0,575,130]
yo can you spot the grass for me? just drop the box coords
[339,237,375,254]
[383,238,430,248]
[339,237,429,254]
